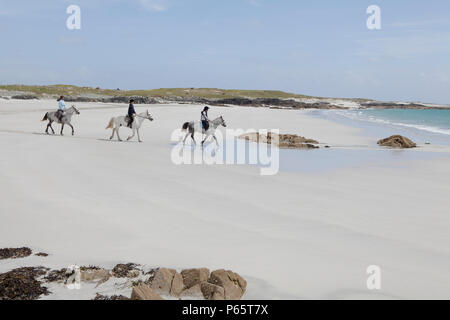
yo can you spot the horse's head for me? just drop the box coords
[71,105,80,115]
[146,110,154,121]
[220,116,227,127]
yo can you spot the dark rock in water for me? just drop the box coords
[0,267,50,300]
[93,293,130,300]
[0,247,32,260]
[112,263,140,278]
[377,135,417,148]
[11,94,37,100]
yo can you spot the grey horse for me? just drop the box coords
[182,116,227,147]
[41,105,80,136]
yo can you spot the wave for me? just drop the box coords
[335,110,450,136]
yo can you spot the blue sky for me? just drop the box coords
[1,0,450,103]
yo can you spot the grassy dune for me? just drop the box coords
[0,84,320,100]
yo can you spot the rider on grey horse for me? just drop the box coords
[201,106,210,131]
[127,99,136,128]
[56,96,66,121]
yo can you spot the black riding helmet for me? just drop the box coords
[130,99,135,103]
[203,106,209,111]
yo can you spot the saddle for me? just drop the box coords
[125,115,133,128]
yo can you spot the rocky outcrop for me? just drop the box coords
[131,284,164,300]
[0,247,32,260]
[377,135,417,148]
[149,268,184,297]
[181,268,210,289]
[239,132,320,149]
[0,247,247,300]
[11,94,37,100]
[208,269,247,300]
[80,268,110,282]
[201,282,225,300]
[63,96,159,104]
[180,283,204,299]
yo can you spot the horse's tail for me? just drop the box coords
[182,122,190,131]
[106,118,115,129]
[41,112,48,121]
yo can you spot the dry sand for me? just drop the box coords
[1,99,450,299]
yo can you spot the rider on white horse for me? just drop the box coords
[127,99,136,128]
[201,106,210,132]
[56,96,66,121]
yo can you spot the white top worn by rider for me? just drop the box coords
[58,99,66,110]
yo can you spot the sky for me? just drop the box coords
[1,0,450,103]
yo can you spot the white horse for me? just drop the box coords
[106,110,154,142]
[181,116,227,147]
[41,105,80,136]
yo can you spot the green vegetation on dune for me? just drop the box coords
[0,84,319,100]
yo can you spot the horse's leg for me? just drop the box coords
[191,131,196,147]
[110,127,115,140]
[201,133,210,147]
[68,123,74,136]
[137,129,142,143]
[49,122,55,134]
[183,132,190,145]
[116,126,122,141]
[213,134,219,147]
[45,122,50,134]
[60,123,65,136]
[127,128,136,141]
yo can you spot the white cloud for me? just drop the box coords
[139,0,169,12]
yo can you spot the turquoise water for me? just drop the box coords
[342,109,450,135]
[310,108,450,146]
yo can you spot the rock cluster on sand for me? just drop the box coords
[377,135,417,148]
[239,132,320,149]
[0,247,247,300]
[132,267,247,300]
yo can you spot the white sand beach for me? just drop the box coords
[1,99,450,299]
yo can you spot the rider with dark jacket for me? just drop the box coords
[128,99,136,128]
[201,106,210,131]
